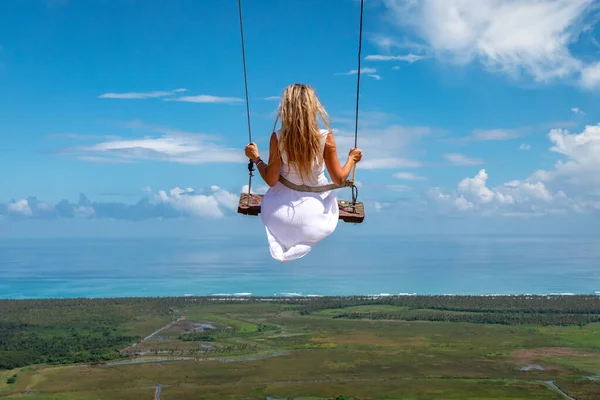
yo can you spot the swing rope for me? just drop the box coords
[237,0,254,204]
[354,0,364,150]
[238,0,365,204]
[351,0,364,205]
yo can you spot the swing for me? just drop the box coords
[236,0,366,224]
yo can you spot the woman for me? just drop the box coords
[244,83,363,262]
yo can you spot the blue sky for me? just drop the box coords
[2,0,600,236]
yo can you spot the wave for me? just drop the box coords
[200,291,595,299]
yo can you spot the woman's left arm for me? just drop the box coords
[245,132,281,187]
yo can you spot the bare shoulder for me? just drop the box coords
[269,132,280,157]
[270,132,279,147]
[324,129,336,147]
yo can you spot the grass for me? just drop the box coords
[0,388,155,399]
[550,356,600,375]
[2,297,600,399]
[120,315,175,338]
[314,305,410,316]
[0,370,16,397]
[183,309,258,333]
[536,324,600,349]
[161,379,565,400]
[554,379,600,400]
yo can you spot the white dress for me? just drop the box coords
[260,129,339,262]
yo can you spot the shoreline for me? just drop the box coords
[1,292,599,301]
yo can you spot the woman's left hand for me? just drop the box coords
[245,142,260,162]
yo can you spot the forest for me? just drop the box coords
[1,294,600,370]
[292,294,600,314]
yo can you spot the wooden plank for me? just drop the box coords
[338,200,365,223]
[237,193,263,216]
[238,193,364,223]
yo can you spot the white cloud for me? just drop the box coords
[470,128,524,141]
[380,0,598,87]
[48,133,122,141]
[333,124,430,170]
[1,186,244,221]
[503,179,554,203]
[387,184,412,192]
[35,202,54,213]
[367,33,429,53]
[7,200,32,216]
[580,62,600,89]
[432,169,564,215]
[118,120,220,140]
[519,143,532,151]
[333,111,399,129]
[431,123,600,216]
[155,186,239,219]
[374,201,383,212]
[457,169,497,204]
[361,158,421,169]
[336,68,378,77]
[444,153,484,166]
[78,156,135,164]
[542,124,600,187]
[393,172,426,180]
[364,31,428,69]
[262,96,280,101]
[210,185,239,212]
[99,88,187,99]
[453,195,475,211]
[241,184,269,195]
[62,122,244,165]
[571,107,586,115]
[446,127,530,145]
[81,137,242,164]
[365,54,426,63]
[428,187,451,202]
[142,186,152,193]
[74,205,95,219]
[165,95,244,104]
[335,68,383,80]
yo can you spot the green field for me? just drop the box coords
[1,295,600,399]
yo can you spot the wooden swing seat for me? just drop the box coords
[237,193,365,224]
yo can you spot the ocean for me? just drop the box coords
[1,234,599,299]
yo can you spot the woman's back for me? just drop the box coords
[277,128,330,187]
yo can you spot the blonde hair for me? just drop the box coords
[274,84,331,183]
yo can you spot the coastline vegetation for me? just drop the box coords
[0,295,599,399]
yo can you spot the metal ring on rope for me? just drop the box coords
[351,185,359,205]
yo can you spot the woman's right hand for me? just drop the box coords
[349,147,362,164]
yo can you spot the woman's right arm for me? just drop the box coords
[323,131,362,185]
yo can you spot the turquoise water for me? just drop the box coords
[1,235,599,299]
